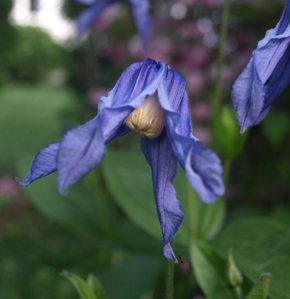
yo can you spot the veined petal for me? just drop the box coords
[141,131,183,262]
[57,59,166,193]
[17,143,59,186]
[158,68,224,203]
[128,0,152,51]
[277,0,290,35]
[231,58,266,133]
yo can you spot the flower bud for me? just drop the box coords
[125,93,165,138]
[226,249,243,287]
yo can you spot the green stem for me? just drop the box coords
[165,245,174,299]
[223,158,232,186]
[234,286,242,299]
[213,0,231,114]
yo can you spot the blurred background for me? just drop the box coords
[1,0,290,298]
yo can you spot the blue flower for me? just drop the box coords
[17,59,224,262]
[75,0,152,51]
[232,1,290,133]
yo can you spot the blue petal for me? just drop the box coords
[141,131,183,262]
[17,143,59,186]
[76,0,117,36]
[57,59,167,193]
[128,0,152,51]
[158,67,224,203]
[75,0,95,5]
[231,58,266,133]
[231,1,290,132]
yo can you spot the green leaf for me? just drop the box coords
[17,156,117,236]
[190,239,249,299]
[0,84,77,171]
[102,150,225,245]
[100,255,158,299]
[61,270,99,299]
[261,111,290,147]
[212,217,290,299]
[246,274,271,299]
[87,274,109,299]
[213,105,248,159]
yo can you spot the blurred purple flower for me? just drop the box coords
[17,59,224,262]
[232,1,290,133]
[75,0,152,51]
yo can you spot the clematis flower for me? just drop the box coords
[17,59,224,262]
[75,0,152,51]
[232,1,290,133]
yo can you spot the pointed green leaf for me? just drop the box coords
[190,239,250,299]
[246,274,271,299]
[212,217,290,299]
[61,270,98,299]
[102,150,225,245]
[87,274,109,299]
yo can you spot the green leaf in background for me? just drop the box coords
[211,217,290,299]
[190,239,250,299]
[0,84,77,171]
[61,270,104,299]
[213,105,248,159]
[246,274,271,299]
[87,274,109,299]
[17,156,117,236]
[261,111,290,147]
[102,150,225,246]
[100,255,158,299]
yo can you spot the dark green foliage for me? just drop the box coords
[4,26,65,83]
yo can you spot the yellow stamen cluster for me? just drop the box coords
[125,94,165,138]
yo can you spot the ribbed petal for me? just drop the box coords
[141,131,183,263]
[16,143,59,186]
[76,0,117,36]
[57,59,166,193]
[232,58,266,133]
[158,67,224,203]
[128,0,152,52]
[231,0,290,132]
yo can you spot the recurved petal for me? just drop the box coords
[231,57,266,133]
[141,131,183,262]
[158,68,224,203]
[185,142,224,203]
[57,59,166,194]
[16,143,59,186]
[128,0,152,51]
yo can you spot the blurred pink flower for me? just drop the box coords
[88,87,110,107]
[191,102,211,121]
[146,37,176,65]
[181,45,212,68]
[0,176,20,198]
[178,21,202,39]
[192,126,211,144]
[91,3,122,32]
[186,70,205,96]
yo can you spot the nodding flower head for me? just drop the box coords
[17,59,224,263]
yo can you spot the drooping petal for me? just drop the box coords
[231,0,290,132]
[76,0,117,36]
[141,130,183,262]
[16,143,59,186]
[128,0,152,51]
[57,59,167,193]
[231,58,266,133]
[158,67,224,203]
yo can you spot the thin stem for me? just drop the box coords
[165,247,174,299]
[213,0,231,114]
[223,158,232,186]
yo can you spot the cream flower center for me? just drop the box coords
[125,94,165,138]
